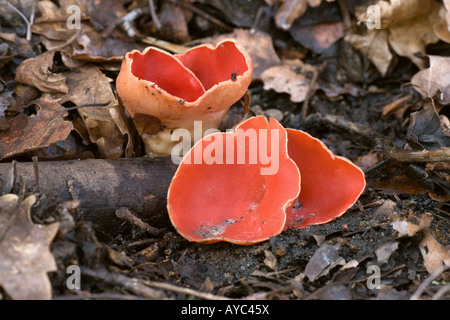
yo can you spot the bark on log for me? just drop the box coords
[0,158,178,235]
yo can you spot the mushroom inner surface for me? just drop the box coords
[285,129,366,228]
[176,41,249,91]
[130,49,205,102]
[172,163,266,239]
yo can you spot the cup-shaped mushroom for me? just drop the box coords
[116,40,253,156]
[167,116,300,244]
[284,129,366,229]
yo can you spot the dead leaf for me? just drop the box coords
[445,0,450,26]
[306,283,352,300]
[376,241,399,265]
[388,17,440,70]
[32,0,88,51]
[0,96,73,160]
[264,250,278,270]
[274,0,336,30]
[88,0,127,32]
[353,0,447,71]
[411,56,450,105]
[426,160,450,202]
[0,31,35,58]
[344,29,392,77]
[15,50,68,94]
[27,135,77,161]
[7,84,39,113]
[0,42,14,69]
[376,284,409,300]
[199,277,215,294]
[389,210,449,275]
[421,231,450,274]
[406,102,450,150]
[0,194,59,299]
[433,3,450,43]
[303,243,345,282]
[71,24,146,62]
[390,212,433,237]
[261,59,316,103]
[317,80,361,99]
[60,65,132,158]
[289,21,344,53]
[311,234,326,246]
[428,192,450,203]
[356,151,380,171]
[158,2,190,43]
[408,213,433,236]
[391,220,410,237]
[35,0,88,22]
[275,0,308,30]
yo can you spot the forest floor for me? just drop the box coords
[0,0,449,301]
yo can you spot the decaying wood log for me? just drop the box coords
[0,158,178,235]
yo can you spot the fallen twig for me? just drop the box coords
[305,113,374,138]
[148,0,162,30]
[432,283,450,300]
[384,147,450,163]
[3,0,34,41]
[142,36,190,54]
[81,267,167,299]
[142,279,232,300]
[116,207,162,236]
[410,265,450,300]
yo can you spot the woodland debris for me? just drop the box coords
[384,148,450,163]
[115,207,162,236]
[81,267,167,299]
[303,243,345,282]
[0,194,59,299]
[0,158,178,234]
[351,0,450,73]
[411,55,450,105]
[0,96,73,160]
[59,65,133,158]
[15,50,68,94]
[274,0,336,30]
[261,59,317,103]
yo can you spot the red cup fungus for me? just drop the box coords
[284,129,366,229]
[167,116,301,245]
[167,116,366,245]
[116,40,253,156]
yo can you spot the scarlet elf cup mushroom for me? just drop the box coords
[284,129,366,229]
[116,40,253,156]
[167,115,366,245]
[167,116,301,244]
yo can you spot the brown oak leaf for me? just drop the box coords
[0,96,73,160]
[15,50,68,93]
[0,194,59,299]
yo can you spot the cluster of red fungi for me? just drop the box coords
[117,40,366,245]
